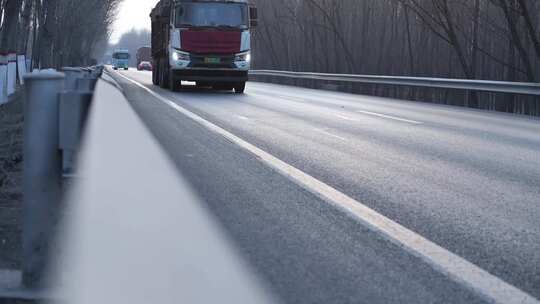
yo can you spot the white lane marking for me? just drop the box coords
[116,72,540,304]
[313,128,347,141]
[334,114,357,122]
[276,94,308,103]
[355,110,423,124]
[237,115,250,121]
[252,90,422,125]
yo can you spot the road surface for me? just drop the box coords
[110,69,540,303]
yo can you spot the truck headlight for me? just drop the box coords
[235,52,251,62]
[172,50,190,61]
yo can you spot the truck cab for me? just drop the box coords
[112,49,131,70]
[151,0,257,93]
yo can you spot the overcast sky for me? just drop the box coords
[110,0,159,43]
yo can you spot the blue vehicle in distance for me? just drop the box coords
[112,49,130,70]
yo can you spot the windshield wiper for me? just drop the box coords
[181,25,217,30]
[215,24,247,30]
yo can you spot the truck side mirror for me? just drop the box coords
[250,7,258,28]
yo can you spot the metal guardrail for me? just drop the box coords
[2,66,277,303]
[250,70,540,96]
[21,66,102,290]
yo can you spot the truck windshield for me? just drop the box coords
[113,53,130,60]
[175,2,248,29]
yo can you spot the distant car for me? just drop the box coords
[138,61,153,71]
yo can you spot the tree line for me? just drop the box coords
[0,0,122,68]
[251,0,540,115]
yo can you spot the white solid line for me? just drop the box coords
[116,72,540,304]
[356,110,423,124]
[252,91,421,125]
[276,94,308,103]
[334,114,357,121]
[313,128,347,141]
[237,115,250,121]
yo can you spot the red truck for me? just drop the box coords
[136,46,152,66]
[150,0,257,93]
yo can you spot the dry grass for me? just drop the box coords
[0,97,23,199]
[0,95,24,269]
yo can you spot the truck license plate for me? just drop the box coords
[204,57,221,64]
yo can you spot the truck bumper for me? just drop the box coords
[172,69,248,83]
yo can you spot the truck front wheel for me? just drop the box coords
[169,71,182,92]
[234,82,246,94]
[153,61,159,85]
[159,60,170,89]
[152,69,158,85]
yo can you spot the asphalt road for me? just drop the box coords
[112,69,540,303]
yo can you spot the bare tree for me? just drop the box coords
[251,0,540,115]
[0,0,23,52]
[0,0,122,68]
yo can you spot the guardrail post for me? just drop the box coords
[61,67,83,91]
[60,67,85,174]
[17,54,26,85]
[90,66,103,78]
[22,70,65,288]
[59,91,93,174]
[76,76,97,92]
[26,58,32,73]
[7,52,17,95]
[0,54,6,105]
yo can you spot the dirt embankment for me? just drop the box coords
[0,96,24,269]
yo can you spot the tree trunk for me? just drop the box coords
[38,0,58,68]
[498,0,535,82]
[17,0,32,53]
[0,0,23,52]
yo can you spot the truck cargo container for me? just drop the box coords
[136,46,152,67]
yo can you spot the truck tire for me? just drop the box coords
[155,60,161,86]
[159,61,170,89]
[169,70,182,92]
[234,82,246,94]
[159,70,166,88]
[152,69,158,85]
